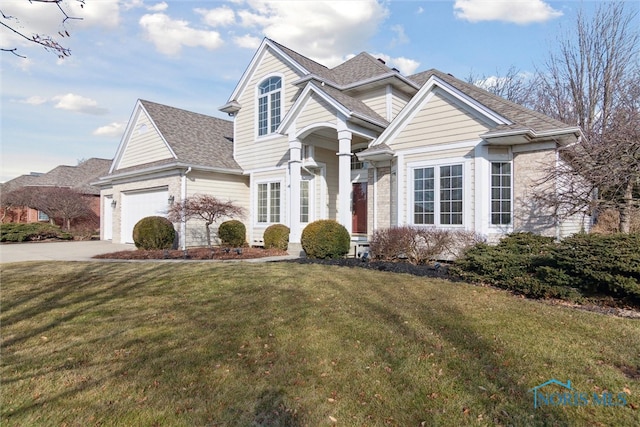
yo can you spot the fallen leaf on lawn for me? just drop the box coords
[462,407,470,415]
[327,398,335,403]
[329,415,337,422]
[623,386,631,395]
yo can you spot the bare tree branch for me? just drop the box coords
[531,1,640,232]
[1,0,85,58]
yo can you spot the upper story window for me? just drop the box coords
[258,76,282,136]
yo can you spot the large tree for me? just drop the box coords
[532,1,640,232]
[1,0,85,58]
[168,194,245,248]
[2,186,93,230]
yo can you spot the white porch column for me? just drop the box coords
[337,127,353,234]
[289,137,302,243]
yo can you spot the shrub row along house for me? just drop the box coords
[94,38,588,251]
[1,158,111,230]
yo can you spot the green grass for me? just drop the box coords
[1,262,638,426]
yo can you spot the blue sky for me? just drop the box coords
[0,0,630,182]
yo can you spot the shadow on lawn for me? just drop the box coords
[2,263,573,425]
[322,274,571,426]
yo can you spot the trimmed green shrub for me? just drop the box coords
[263,224,290,250]
[301,220,350,259]
[0,222,72,242]
[450,233,570,299]
[132,216,176,250]
[218,220,246,247]
[551,233,640,305]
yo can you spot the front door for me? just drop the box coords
[352,182,367,234]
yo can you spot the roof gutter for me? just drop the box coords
[92,162,244,186]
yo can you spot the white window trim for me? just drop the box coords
[255,73,285,140]
[254,178,285,226]
[407,157,472,228]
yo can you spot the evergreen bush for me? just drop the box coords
[301,220,350,259]
[132,216,176,250]
[263,224,290,250]
[0,223,72,242]
[218,220,246,247]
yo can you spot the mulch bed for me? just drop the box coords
[93,246,288,260]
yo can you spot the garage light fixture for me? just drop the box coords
[111,199,117,208]
[168,195,175,205]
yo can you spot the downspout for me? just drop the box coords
[181,167,192,250]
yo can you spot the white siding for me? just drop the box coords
[117,112,173,169]
[234,49,303,171]
[296,94,336,130]
[391,92,490,151]
[184,171,250,247]
[355,87,387,120]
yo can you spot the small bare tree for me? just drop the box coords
[531,1,640,232]
[1,0,85,58]
[168,194,245,248]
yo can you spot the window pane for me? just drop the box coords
[440,164,463,225]
[270,182,280,222]
[413,167,434,225]
[490,162,512,225]
[257,183,267,223]
[300,181,309,223]
[258,96,268,136]
[270,92,281,132]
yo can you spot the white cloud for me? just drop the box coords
[139,13,224,56]
[234,0,389,67]
[233,34,262,49]
[196,6,236,27]
[390,24,409,46]
[417,7,424,15]
[21,96,48,105]
[0,0,120,53]
[147,2,169,12]
[372,53,420,75]
[454,0,562,24]
[93,122,126,137]
[52,93,108,115]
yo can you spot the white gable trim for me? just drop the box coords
[374,75,512,148]
[223,38,309,107]
[109,100,177,173]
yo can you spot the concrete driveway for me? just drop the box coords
[0,240,135,263]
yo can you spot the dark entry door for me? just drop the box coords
[352,182,367,234]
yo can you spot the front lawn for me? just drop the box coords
[1,262,638,426]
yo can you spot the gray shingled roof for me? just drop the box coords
[269,41,577,137]
[139,100,240,171]
[408,69,577,134]
[2,158,111,196]
[1,173,42,195]
[318,84,389,126]
[33,158,112,195]
[330,52,393,86]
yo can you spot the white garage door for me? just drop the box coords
[121,188,169,244]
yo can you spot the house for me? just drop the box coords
[1,158,111,229]
[94,100,248,246]
[96,38,588,250]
